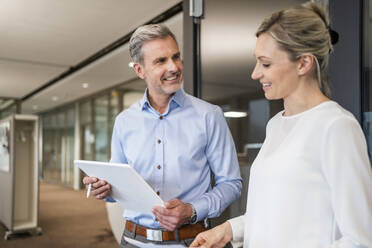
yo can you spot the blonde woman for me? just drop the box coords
[190,2,372,248]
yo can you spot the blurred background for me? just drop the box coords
[0,0,371,247]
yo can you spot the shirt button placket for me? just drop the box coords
[155,114,164,197]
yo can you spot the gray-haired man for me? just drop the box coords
[83,24,242,247]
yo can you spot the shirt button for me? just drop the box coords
[156,191,160,195]
[157,165,161,169]
[159,116,163,120]
[157,139,161,144]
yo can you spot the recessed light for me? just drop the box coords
[82,83,89,88]
[52,96,59,101]
[32,105,38,110]
[128,62,134,68]
[224,111,248,118]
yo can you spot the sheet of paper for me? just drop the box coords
[74,160,164,215]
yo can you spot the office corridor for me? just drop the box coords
[0,182,118,248]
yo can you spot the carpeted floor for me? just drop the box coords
[0,182,118,248]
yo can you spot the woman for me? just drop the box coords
[190,2,372,248]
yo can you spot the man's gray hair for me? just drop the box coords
[129,24,178,64]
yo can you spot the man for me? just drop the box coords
[83,24,242,247]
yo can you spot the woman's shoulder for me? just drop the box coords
[318,101,358,124]
[313,101,362,136]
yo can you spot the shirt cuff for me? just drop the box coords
[228,215,244,242]
[190,198,209,223]
[104,196,116,202]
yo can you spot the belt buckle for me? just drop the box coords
[146,229,163,242]
[203,218,209,229]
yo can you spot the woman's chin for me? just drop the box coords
[264,93,275,100]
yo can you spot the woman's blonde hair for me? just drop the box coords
[256,2,333,97]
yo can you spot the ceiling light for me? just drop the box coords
[32,105,38,110]
[52,96,59,101]
[224,111,248,118]
[82,83,89,88]
[128,62,134,68]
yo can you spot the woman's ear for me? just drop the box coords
[297,54,314,76]
[133,63,146,80]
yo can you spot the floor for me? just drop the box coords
[0,182,118,248]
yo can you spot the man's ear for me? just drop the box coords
[297,54,314,76]
[133,63,146,80]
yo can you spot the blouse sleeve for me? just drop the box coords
[321,116,372,247]
[228,215,245,243]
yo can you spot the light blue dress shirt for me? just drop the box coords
[109,88,242,229]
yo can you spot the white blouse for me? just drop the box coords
[229,101,372,248]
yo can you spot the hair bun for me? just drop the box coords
[328,27,339,45]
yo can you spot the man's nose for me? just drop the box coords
[166,60,178,72]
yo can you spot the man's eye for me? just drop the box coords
[173,54,180,60]
[263,64,270,68]
[156,59,166,64]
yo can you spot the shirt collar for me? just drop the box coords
[171,88,186,108]
[140,89,150,110]
[140,88,186,111]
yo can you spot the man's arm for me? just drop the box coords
[153,106,242,230]
[191,106,242,222]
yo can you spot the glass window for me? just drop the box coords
[119,79,147,109]
[108,90,120,157]
[363,0,372,158]
[41,106,75,187]
[110,90,120,126]
[80,100,92,126]
[94,94,109,162]
[63,107,75,186]
[122,91,145,109]
[0,103,17,119]
[42,113,60,183]
[80,100,94,161]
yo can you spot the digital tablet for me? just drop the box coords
[74,160,164,215]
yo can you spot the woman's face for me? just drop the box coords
[251,32,300,100]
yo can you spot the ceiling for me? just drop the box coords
[0,0,182,114]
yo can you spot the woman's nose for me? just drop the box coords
[251,63,261,80]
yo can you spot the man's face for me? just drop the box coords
[133,36,183,99]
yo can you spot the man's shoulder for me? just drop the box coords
[183,91,220,114]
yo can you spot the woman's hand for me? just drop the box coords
[190,221,233,248]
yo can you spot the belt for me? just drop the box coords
[125,220,206,242]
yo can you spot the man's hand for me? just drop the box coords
[190,221,233,248]
[152,198,193,231]
[82,176,111,199]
